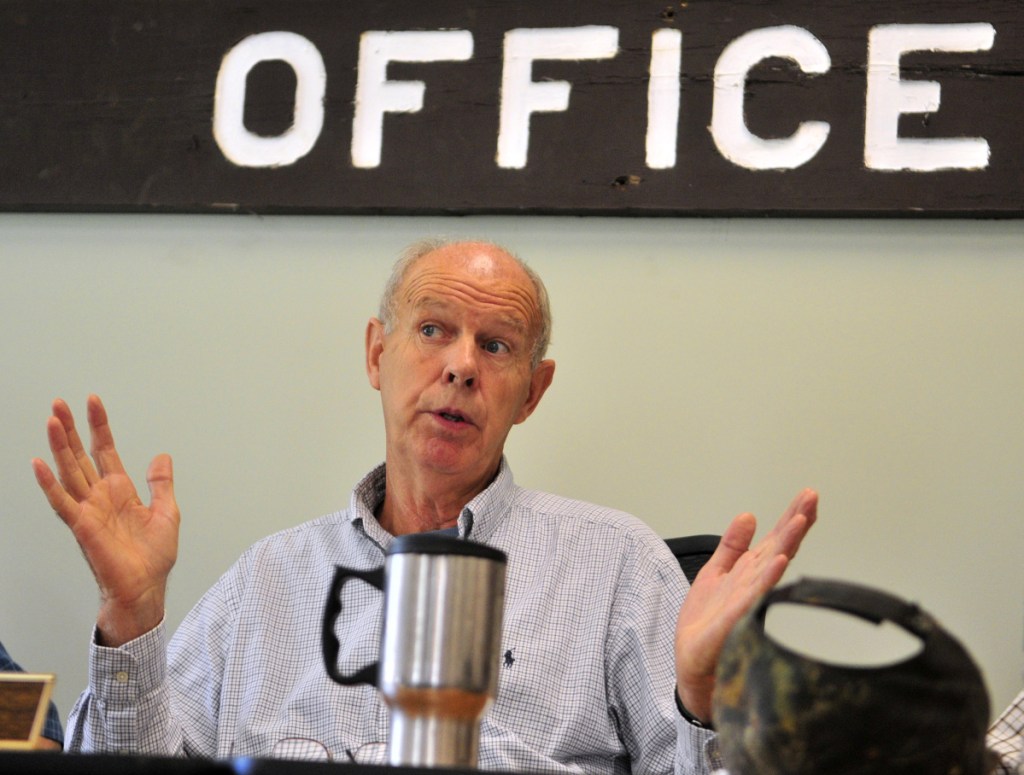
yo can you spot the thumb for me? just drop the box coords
[146,453,177,511]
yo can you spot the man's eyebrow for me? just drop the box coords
[410,297,529,336]
[408,297,453,319]
[410,297,446,311]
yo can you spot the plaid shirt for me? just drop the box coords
[0,638,64,745]
[65,460,718,774]
[990,689,1024,774]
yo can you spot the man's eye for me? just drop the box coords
[484,340,510,354]
[421,324,439,337]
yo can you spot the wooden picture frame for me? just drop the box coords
[0,673,56,750]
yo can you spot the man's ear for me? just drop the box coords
[514,359,556,425]
[365,317,385,391]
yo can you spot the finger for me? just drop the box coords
[770,488,818,534]
[797,488,818,528]
[769,489,818,558]
[52,398,99,486]
[46,416,94,500]
[775,510,813,561]
[702,512,757,574]
[146,454,178,517]
[86,395,129,478]
[31,457,84,528]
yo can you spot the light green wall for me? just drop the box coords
[2,214,1021,723]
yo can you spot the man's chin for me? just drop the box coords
[419,443,496,480]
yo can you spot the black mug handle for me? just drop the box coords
[322,564,385,686]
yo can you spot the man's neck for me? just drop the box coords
[376,464,497,536]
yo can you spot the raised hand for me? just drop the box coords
[674,489,818,723]
[32,395,180,647]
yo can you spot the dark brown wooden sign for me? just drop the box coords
[2,1,1022,215]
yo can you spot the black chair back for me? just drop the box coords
[664,534,720,584]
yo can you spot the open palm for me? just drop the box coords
[674,489,818,722]
[32,395,179,646]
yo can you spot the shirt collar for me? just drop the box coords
[347,458,516,544]
[457,457,515,542]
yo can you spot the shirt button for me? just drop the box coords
[115,671,129,683]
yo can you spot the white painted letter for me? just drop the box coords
[214,31,326,168]
[646,28,682,169]
[498,26,619,169]
[710,26,831,170]
[865,23,995,171]
[351,30,474,169]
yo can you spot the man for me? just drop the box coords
[33,239,817,772]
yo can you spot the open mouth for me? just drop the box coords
[440,411,466,423]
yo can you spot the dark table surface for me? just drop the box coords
[0,752,510,775]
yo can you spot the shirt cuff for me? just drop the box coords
[675,689,715,731]
[675,705,722,774]
[89,619,168,702]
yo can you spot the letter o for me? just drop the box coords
[213,31,326,168]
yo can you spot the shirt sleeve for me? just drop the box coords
[605,533,724,775]
[64,621,186,756]
[676,713,723,774]
[43,699,64,746]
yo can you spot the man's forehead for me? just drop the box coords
[412,242,520,279]
[397,245,540,323]
[464,249,503,275]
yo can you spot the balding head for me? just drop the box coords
[379,238,552,368]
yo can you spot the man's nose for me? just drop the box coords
[442,338,478,388]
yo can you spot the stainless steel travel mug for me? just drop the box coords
[323,534,507,768]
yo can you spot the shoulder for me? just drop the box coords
[171,508,368,648]
[506,486,680,571]
[237,510,354,567]
[497,486,688,624]
[209,509,362,602]
[513,486,660,535]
